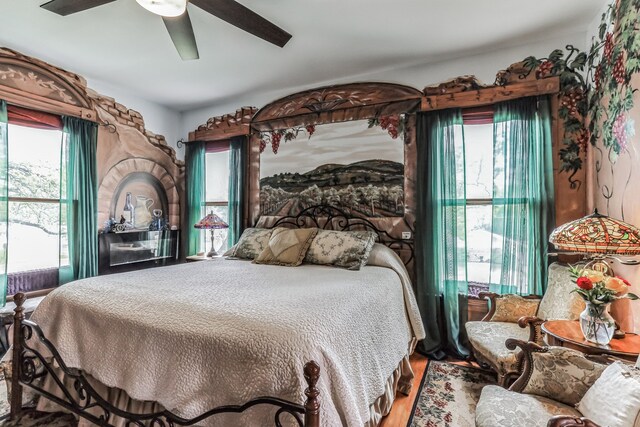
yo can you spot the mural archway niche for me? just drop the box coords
[98,158,180,229]
[249,82,423,240]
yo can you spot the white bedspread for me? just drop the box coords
[29,244,425,426]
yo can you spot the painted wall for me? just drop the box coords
[180,31,589,137]
[586,0,640,333]
[88,77,184,158]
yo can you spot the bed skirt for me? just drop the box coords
[4,347,416,427]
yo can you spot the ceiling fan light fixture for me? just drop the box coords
[135,0,186,17]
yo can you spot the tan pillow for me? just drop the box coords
[490,294,540,322]
[304,229,377,270]
[224,228,274,260]
[254,227,318,267]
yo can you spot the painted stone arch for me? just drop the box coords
[98,158,180,229]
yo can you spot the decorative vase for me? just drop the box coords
[579,302,615,345]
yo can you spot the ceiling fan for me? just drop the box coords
[39,0,292,61]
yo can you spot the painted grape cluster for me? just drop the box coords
[587,0,640,160]
[367,114,405,139]
[258,124,315,154]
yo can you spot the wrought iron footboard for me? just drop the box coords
[9,293,321,427]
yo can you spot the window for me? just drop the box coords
[7,124,64,273]
[456,109,519,294]
[204,149,230,253]
[462,122,494,287]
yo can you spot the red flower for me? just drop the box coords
[616,276,632,287]
[577,277,593,290]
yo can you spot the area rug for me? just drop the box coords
[408,361,496,427]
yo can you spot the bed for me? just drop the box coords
[7,206,425,427]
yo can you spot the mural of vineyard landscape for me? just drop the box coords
[259,119,405,218]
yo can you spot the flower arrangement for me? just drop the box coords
[569,264,637,344]
[569,265,638,304]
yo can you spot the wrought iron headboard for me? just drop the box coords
[262,205,415,266]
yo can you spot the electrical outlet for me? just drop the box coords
[401,231,412,239]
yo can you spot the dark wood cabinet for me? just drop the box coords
[98,230,180,275]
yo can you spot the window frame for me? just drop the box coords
[461,108,494,289]
[203,142,231,253]
[5,118,65,291]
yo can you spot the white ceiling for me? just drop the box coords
[1,0,605,112]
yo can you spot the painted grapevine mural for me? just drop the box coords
[514,0,640,192]
[588,0,640,159]
[521,46,588,189]
[587,0,640,217]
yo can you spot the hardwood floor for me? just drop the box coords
[379,352,428,427]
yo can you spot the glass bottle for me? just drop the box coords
[123,192,134,224]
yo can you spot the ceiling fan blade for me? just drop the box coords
[190,0,291,48]
[162,11,200,61]
[40,0,116,16]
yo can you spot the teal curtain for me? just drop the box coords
[0,102,8,306]
[228,136,246,246]
[489,96,554,296]
[416,109,469,358]
[59,116,98,284]
[186,141,205,256]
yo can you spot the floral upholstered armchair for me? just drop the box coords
[475,340,614,427]
[465,262,584,386]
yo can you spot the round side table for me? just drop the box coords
[542,319,640,362]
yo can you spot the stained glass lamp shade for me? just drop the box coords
[549,210,640,256]
[194,212,228,257]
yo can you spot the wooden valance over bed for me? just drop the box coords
[251,82,423,131]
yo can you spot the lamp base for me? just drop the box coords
[206,249,219,258]
[207,229,218,258]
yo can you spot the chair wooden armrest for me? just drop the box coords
[547,416,601,427]
[478,292,500,321]
[518,316,545,343]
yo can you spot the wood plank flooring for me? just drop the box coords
[379,353,428,427]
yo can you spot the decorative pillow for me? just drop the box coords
[490,294,540,322]
[253,227,318,267]
[224,228,274,260]
[304,229,377,270]
[522,346,607,406]
[577,362,640,427]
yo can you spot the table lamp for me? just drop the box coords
[549,209,640,273]
[549,210,640,338]
[194,212,229,257]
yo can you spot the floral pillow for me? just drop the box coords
[490,294,540,323]
[304,229,377,270]
[224,228,274,260]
